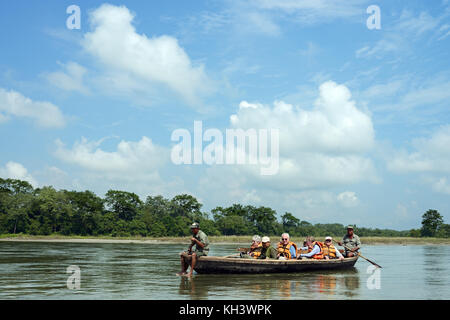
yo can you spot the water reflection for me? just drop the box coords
[178,268,360,300]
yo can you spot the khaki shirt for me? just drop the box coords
[193,230,209,254]
[342,234,361,253]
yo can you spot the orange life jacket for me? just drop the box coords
[249,243,263,258]
[322,244,337,258]
[307,241,324,259]
[277,241,298,259]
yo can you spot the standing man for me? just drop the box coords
[177,222,209,277]
[338,225,361,257]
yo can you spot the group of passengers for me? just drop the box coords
[177,223,361,277]
[241,225,361,261]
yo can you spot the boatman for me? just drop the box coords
[338,225,361,257]
[177,222,209,277]
[257,236,278,259]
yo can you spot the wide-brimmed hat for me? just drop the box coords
[325,236,332,241]
[261,236,270,243]
[347,225,354,229]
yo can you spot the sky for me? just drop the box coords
[1,0,449,230]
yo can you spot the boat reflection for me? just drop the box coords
[178,267,360,299]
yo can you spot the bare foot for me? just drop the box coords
[176,272,186,276]
[186,272,193,277]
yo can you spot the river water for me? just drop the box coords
[0,241,448,299]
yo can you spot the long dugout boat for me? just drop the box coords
[194,255,359,274]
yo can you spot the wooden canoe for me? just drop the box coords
[194,255,358,274]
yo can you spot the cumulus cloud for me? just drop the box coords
[82,4,212,105]
[227,81,377,189]
[0,88,66,128]
[44,62,89,94]
[0,161,38,186]
[54,136,167,180]
[337,191,360,208]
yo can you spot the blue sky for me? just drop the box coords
[1,0,450,230]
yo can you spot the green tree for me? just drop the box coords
[170,194,203,221]
[105,190,142,221]
[421,209,444,237]
[31,187,72,235]
[64,190,104,235]
[436,224,450,238]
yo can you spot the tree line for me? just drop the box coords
[1,177,448,238]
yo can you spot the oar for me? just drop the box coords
[334,240,382,268]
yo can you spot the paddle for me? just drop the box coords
[334,240,382,268]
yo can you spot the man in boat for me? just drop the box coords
[257,236,278,259]
[298,236,324,259]
[276,233,297,260]
[177,222,209,277]
[323,236,344,260]
[240,235,263,258]
[338,225,361,257]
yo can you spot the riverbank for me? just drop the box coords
[0,234,449,245]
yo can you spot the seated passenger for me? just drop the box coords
[240,235,263,258]
[298,236,324,259]
[277,233,297,260]
[323,236,344,261]
[257,236,278,260]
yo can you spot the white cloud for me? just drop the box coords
[53,135,179,198]
[231,81,375,155]
[44,62,89,94]
[387,125,450,195]
[388,125,450,174]
[202,81,378,191]
[0,161,38,187]
[356,9,446,59]
[251,0,367,24]
[337,191,359,208]
[432,177,450,195]
[0,88,66,128]
[82,4,213,106]
[54,136,167,180]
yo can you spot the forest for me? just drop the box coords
[1,177,448,238]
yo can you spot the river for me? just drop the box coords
[0,241,448,299]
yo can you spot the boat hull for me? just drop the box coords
[194,256,358,274]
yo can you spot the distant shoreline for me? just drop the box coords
[0,235,449,245]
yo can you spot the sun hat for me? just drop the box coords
[261,236,270,243]
[190,222,200,229]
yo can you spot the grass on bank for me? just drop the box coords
[1,233,449,245]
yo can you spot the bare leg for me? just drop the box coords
[177,252,190,275]
[187,253,197,277]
